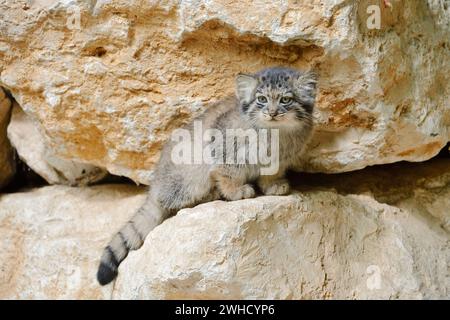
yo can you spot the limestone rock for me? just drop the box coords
[0,160,448,299]
[0,184,147,299]
[0,0,448,183]
[7,104,107,186]
[113,160,450,299]
[0,87,14,189]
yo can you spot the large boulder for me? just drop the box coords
[0,0,448,184]
[0,87,14,189]
[0,184,146,299]
[0,160,448,299]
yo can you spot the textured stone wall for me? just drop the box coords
[0,0,448,183]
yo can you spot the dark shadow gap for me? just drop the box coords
[2,153,48,193]
[288,142,450,205]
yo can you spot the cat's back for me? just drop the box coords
[199,95,241,130]
[151,95,239,207]
[154,95,239,173]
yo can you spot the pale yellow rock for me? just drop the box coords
[113,195,449,299]
[7,104,107,186]
[0,184,147,299]
[0,160,448,299]
[0,87,14,189]
[0,1,448,183]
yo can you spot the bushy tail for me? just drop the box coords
[97,197,166,286]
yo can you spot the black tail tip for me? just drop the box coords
[97,262,118,286]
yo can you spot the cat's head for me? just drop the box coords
[236,67,316,130]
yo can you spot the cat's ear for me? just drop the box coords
[235,74,258,104]
[294,71,317,100]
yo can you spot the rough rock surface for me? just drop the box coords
[7,103,107,186]
[0,184,146,299]
[0,87,14,189]
[0,160,448,299]
[114,161,450,299]
[0,0,448,183]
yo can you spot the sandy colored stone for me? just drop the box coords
[7,103,107,186]
[0,87,14,189]
[0,1,448,183]
[0,184,147,299]
[113,160,450,299]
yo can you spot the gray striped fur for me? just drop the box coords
[97,67,317,285]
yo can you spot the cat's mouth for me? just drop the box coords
[258,112,300,129]
[263,113,286,121]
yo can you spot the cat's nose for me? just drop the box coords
[269,110,278,117]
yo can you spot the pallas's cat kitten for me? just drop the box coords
[97,67,317,285]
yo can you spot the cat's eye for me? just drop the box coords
[280,97,293,104]
[257,96,268,103]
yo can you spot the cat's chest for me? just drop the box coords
[279,133,307,161]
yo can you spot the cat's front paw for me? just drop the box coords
[228,184,256,201]
[262,179,290,195]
